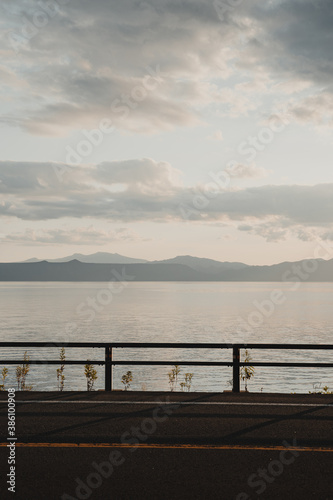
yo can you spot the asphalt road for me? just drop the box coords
[0,391,332,500]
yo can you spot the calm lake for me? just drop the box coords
[0,282,332,393]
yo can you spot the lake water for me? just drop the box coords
[0,282,332,393]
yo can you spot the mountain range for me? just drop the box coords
[0,252,330,281]
[24,252,147,264]
[22,252,248,274]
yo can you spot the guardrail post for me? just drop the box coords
[105,346,112,391]
[232,347,240,393]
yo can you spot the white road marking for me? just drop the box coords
[1,400,332,407]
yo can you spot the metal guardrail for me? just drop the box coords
[0,342,332,392]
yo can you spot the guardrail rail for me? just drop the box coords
[0,342,332,392]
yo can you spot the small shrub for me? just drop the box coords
[168,365,181,391]
[180,373,193,392]
[56,347,66,391]
[121,371,133,391]
[0,367,8,391]
[84,361,97,391]
[16,351,32,391]
[241,349,255,392]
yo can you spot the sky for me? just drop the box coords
[1,0,333,264]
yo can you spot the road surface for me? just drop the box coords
[0,391,332,499]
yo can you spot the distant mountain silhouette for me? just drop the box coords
[1,260,204,281]
[24,252,147,264]
[25,252,248,269]
[1,257,333,281]
[154,255,248,274]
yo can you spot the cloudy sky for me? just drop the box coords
[1,0,333,264]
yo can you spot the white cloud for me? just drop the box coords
[237,220,327,243]
[2,0,333,137]
[0,226,144,245]
[224,163,270,179]
[321,231,333,242]
[207,130,224,141]
[0,0,237,135]
[1,161,333,244]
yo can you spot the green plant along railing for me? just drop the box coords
[0,342,332,392]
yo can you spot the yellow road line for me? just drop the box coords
[0,442,332,452]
